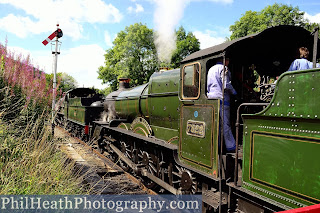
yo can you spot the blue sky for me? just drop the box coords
[0,0,319,89]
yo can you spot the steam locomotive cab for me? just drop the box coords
[180,25,320,210]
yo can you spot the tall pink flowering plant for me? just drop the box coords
[0,39,61,110]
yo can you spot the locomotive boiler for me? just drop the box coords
[59,25,320,212]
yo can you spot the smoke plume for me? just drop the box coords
[153,0,189,63]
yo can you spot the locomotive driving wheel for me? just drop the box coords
[138,150,160,189]
[170,165,197,194]
[103,137,117,162]
[118,141,134,172]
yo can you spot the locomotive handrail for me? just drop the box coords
[234,102,269,187]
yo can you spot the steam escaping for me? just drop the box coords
[153,0,189,63]
[101,101,116,123]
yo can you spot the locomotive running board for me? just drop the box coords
[109,143,181,195]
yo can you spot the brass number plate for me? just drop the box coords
[186,120,205,138]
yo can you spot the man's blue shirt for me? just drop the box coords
[288,58,319,71]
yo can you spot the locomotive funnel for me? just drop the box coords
[119,78,130,90]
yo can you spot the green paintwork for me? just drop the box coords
[118,122,130,130]
[140,85,149,117]
[114,70,180,144]
[148,69,180,131]
[176,60,221,177]
[67,105,103,125]
[63,88,104,126]
[68,97,82,106]
[259,69,320,119]
[242,68,320,208]
[179,104,219,177]
[68,106,86,123]
[151,125,179,145]
[115,84,147,120]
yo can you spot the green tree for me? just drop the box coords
[229,3,310,40]
[98,23,158,91]
[98,86,113,96]
[171,26,200,68]
[46,72,77,93]
[58,72,77,92]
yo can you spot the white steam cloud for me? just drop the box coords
[153,0,189,63]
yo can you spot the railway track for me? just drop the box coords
[55,126,156,195]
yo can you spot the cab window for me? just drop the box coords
[182,63,200,99]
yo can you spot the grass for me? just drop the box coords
[0,90,84,195]
[0,40,85,195]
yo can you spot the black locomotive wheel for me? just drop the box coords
[103,138,117,162]
[80,128,85,142]
[118,141,133,172]
[172,165,197,194]
[168,162,174,186]
[138,150,160,189]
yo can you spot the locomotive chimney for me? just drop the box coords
[119,78,130,90]
[159,67,169,72]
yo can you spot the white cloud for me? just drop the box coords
[0,14,34,38]
[304,12,320,24]
[135,4,144,13]
[202,0,233,3]
[104,31,113,47]
[151,0,233,5]
[0,0,123,40]
[6,45,32,61]
[127,3,144,14]
[58,44,106,89]
[193,30,227,49]
[190,0,233,3]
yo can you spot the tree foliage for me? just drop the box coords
[46,72,77,93]
[58,73,77,92]
[229,3,316,40]
[98,24,200,91]
[98,23,158,91]
[98,86,113,96]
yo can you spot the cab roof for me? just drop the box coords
[66,88,97,98]
[181,25,320,64]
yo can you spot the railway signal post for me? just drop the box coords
[42,24,63,136]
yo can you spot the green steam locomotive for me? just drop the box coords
[57,25,320,212]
